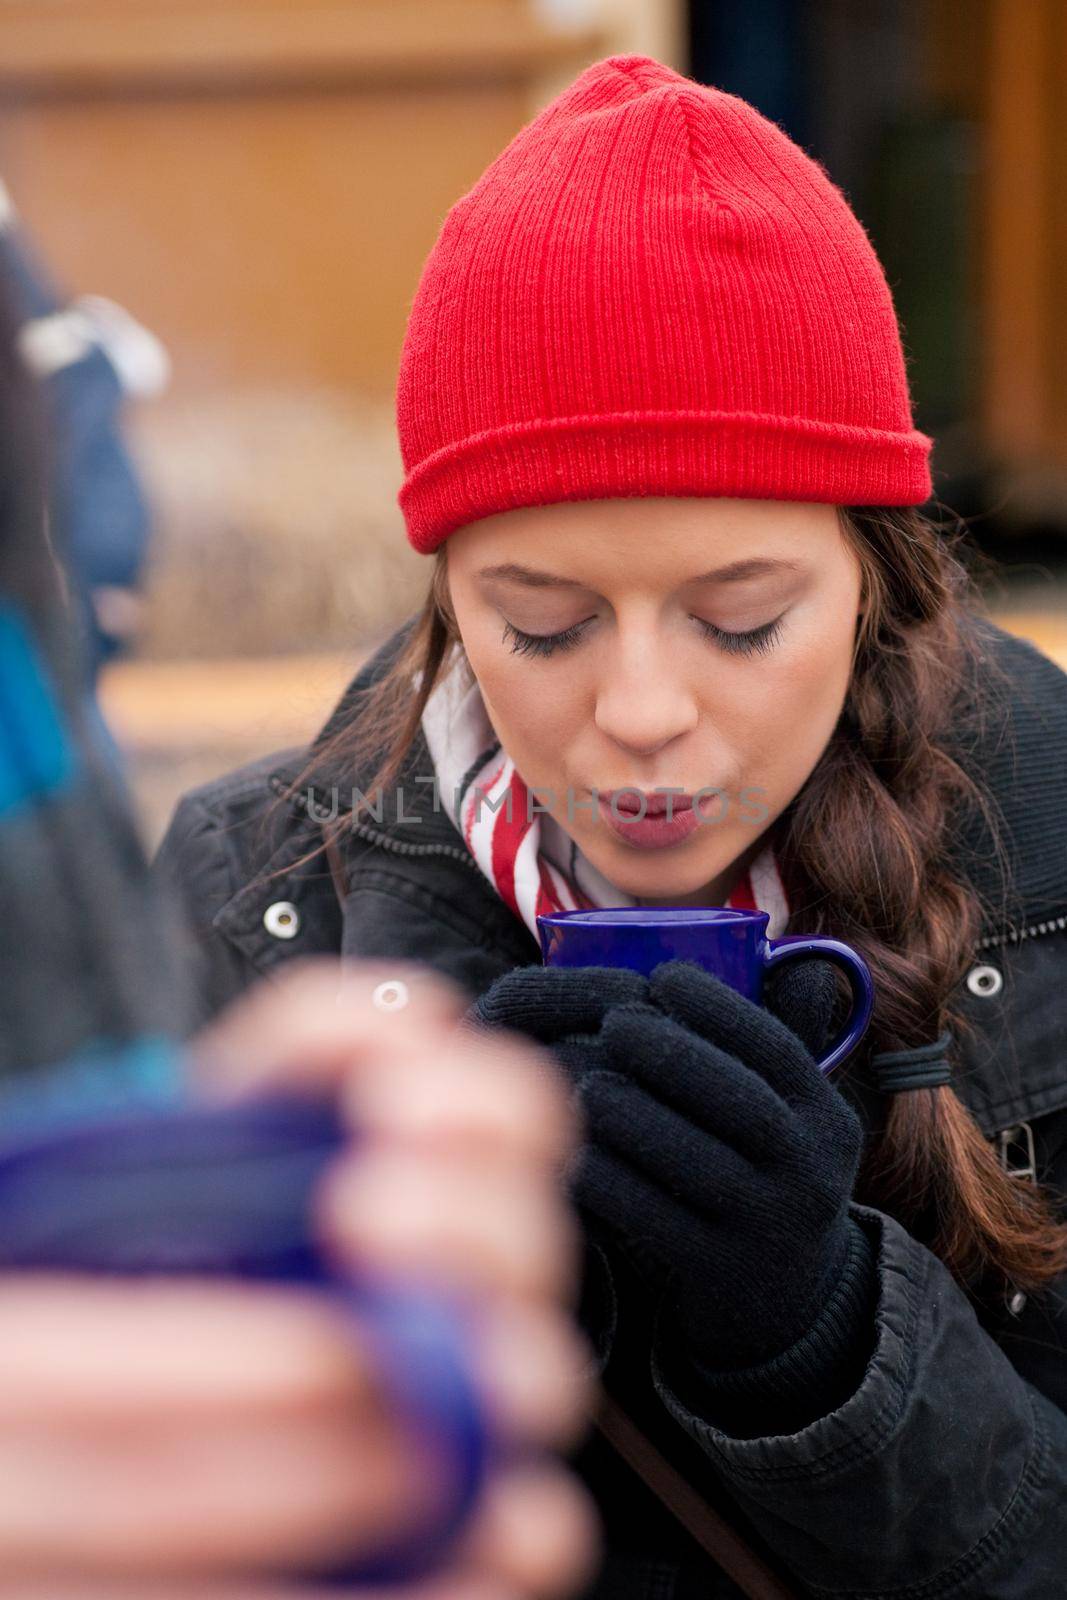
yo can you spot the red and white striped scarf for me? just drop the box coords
[419,644,791,944]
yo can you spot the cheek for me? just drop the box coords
[463,648,581,782]
[736,623,854,793]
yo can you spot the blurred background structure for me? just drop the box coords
[0,0,1063,838]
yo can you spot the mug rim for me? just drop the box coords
[536,905,769,928]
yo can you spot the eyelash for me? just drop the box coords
[500,615,786,660]
[501,619,588,658]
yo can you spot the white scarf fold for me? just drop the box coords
[418,643,790,944]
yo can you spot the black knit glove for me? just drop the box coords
[466,958,876,1428]
[576,959,872,1371]
[464,961,652,1045]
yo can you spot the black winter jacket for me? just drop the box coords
[156,613,1067,1600]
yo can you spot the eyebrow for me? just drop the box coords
[476,557,801,589]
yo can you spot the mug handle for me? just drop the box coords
[763,936,874,1076]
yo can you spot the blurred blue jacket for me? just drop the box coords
[0,178,168,679]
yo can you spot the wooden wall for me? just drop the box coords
[981,0,1067,491]
[0,0,607,401]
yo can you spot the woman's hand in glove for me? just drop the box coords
[465,956,876,1423]
[464,962,651,1041]
[569,956,875,1403]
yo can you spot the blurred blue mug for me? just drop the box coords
[537,905,874,1075]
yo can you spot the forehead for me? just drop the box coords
[448,497,841,587]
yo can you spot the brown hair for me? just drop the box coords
[297,504,1067,1299]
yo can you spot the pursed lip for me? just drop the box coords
[601,788,695,816]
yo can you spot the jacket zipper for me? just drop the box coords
[344,817,485,872]
[269,774,485,874]
[976,912,1067,950]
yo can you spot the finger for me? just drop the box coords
[469,965,650,1043]
[0,1281,581,1589]
[567,1141,688,1257]
[467,1300,593,1449]
[646,960,826,1105]
[347,1026,577,1174]
[452,1461,600,1600]
[190,958,469,1098]
[314,1149,580,1305]
[1,1580,521,1600]
[0,1412,416,1581]
[0,1581,523,1600]
[764,958,839,1059]
[576,1070,757,1218]
[539,1032,604,1095]
[0,1318,426,1578]
[0,1278,377,1424]
[596,1004,793,1160]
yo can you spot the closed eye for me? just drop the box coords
[501,618,590,658]
[694,615,786,656]
[500,613,786,659]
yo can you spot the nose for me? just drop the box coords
[593,631,699,756]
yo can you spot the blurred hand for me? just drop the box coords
[0,959,597,1600]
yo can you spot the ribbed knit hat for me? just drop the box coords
[396,53,933,555]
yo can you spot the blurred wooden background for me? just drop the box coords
[1,0,1064,840]
[3,0,1065,493]
[0,0,661,399]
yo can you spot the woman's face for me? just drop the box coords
[444,497,864,906]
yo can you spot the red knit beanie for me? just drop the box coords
[396,53,933,555]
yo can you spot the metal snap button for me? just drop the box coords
[372,978,410,1012]
[1007,1289,1028,1317]
[966,963,1003,998]
[263,901,300,940]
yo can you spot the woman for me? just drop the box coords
[159,54,1067,1598]
[0,231,591,1596]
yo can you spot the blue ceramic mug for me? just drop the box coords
[537,906,874,1075]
